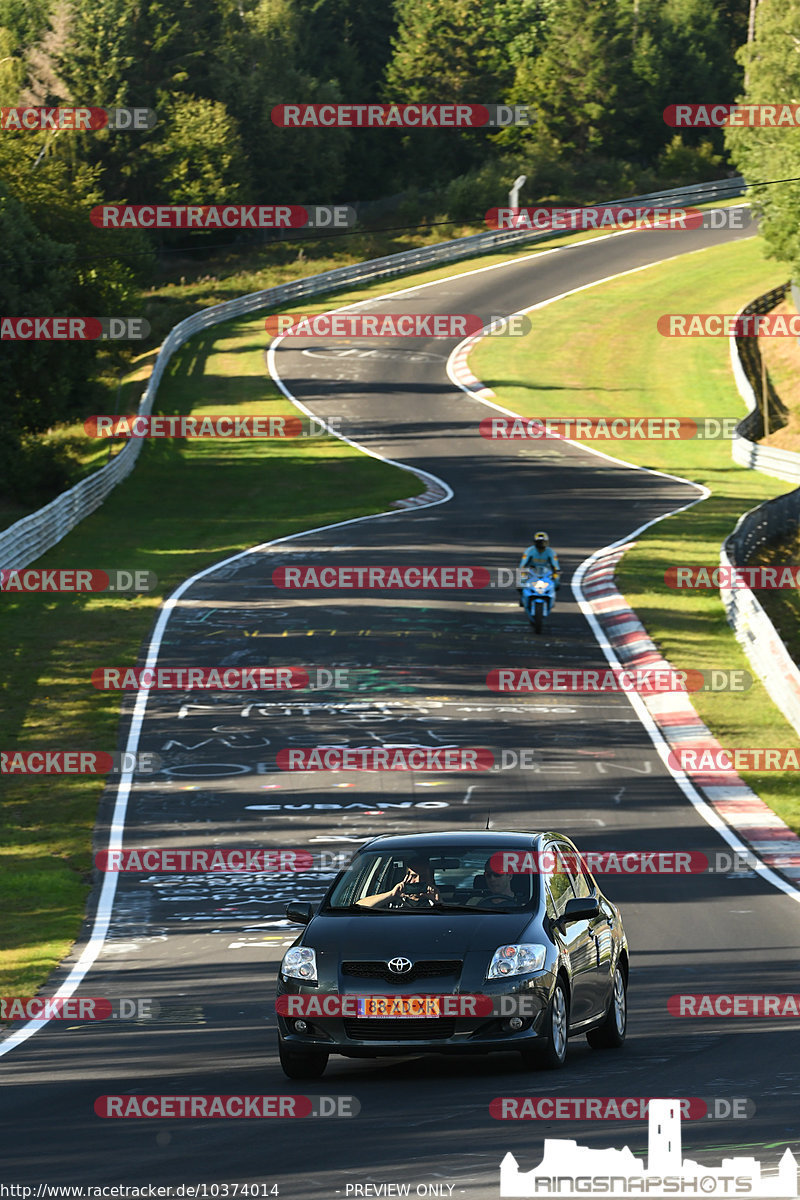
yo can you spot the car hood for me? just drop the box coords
[303,910,535,961]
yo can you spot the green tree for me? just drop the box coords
[0,0,51,49]
[143,94,248,204]
[212,0,351,202]
[0,23,25,101]
[726,0,800,276]
[19,0,72,105]
[502,0,631,164]
[293,0,397,98]
[0,137,149,501]
[383,0,552,189]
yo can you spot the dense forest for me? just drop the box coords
[0,0,797,502]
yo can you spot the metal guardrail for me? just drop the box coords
[721,506,800,739]
[729,282,799,481]
[724,282,800,737]
[0,176,745,569]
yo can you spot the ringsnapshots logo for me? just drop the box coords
[499,1099,798,1198]
[480,417,740,441]
[271,103,534,128]
[264,312,532,338]
[0,106,156,131]
[1,317,150,340]
[90,205,355,230]
[487,668,752,693]
[665,103,800,127]
[1,568,157,593]
[84,415,341,439]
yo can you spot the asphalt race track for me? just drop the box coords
[3,216,800,1197]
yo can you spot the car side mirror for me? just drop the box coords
[561,896,600,924]
[286,901,314,925]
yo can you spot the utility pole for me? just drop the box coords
[509,175,526,211]
[748,0,758,45]
[745,0,758,88]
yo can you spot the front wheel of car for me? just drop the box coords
[587,963,627,1049]
[520,978,568,1070]
[278,1042,329,1079]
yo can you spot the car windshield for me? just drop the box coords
[325,847,538,912]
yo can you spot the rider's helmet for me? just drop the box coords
[533,530,549,550]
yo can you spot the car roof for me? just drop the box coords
[355,830,575,852]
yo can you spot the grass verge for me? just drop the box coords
[470,235,800,834]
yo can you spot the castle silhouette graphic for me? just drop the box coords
[500,1099,797,1197]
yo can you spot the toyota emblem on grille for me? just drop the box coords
[387,957,413,974]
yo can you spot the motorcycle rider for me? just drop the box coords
[517,531,560,606]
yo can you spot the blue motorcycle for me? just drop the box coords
[520,565,556,634]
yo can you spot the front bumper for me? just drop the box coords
[276,974,555,1056]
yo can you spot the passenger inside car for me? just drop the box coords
[466,858,527,906]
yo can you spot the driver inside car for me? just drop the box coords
[356,857,441,909]
[467,857,524,906]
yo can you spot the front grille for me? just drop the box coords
[343,1018,456,1041]
[341,960,462,983]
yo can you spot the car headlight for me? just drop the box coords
[281,946,318,983]
[487,943,547,979]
